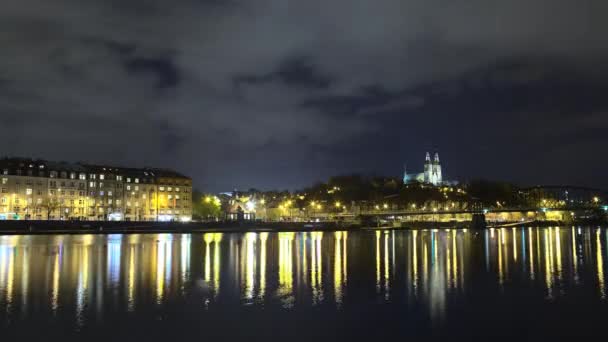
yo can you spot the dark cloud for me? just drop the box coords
[1,0,608,191]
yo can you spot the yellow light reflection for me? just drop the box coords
[544,229,553,299]
[311,232,323,305]
[204,234,211,284]
[213,233,222,299]
[555,227,562,281]
[452,231,458,290]
[571,227,578,283]
[334,231,343,306]
[412,230,418,296]
[259,232,268,300]
[529,228,535,281]
[512,228,517,262]
[51,249,60,313]
[244,233,257,300]
[128,246,136,312]
[6,246,14,310]
[278,232,295,308]
[498,229,504,287]
[384,231,390,300]
[375,230,381,293]
[155,240,165,304]
[76,243,90,326]
[597,229,605,299]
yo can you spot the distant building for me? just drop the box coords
[0,157,192,221]
[403,152,456,186]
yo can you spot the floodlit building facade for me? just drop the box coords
[403,152,457,186]
[0,158,192,221]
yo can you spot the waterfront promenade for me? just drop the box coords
[0,220,350,235]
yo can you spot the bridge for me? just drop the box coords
[351,205,605,217]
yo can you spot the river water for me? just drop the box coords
[1,227,608,340]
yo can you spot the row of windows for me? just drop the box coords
[2,172,189,185]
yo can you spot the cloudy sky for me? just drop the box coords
[1,0,607,191]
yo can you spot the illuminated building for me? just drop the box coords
[403,152,456,186]
[0,157,191,221]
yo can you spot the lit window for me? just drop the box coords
[116,200,122,205]
[90,174,96,180]
[168,187,172,192]
[135,186,139,191]
[100,174,105,180]
[159,187,165,191]
[117,175,123,181]
[175,195,180,199]
[1,178,7,185]
[79,173,86,180]
[36,198,42,204]
[127,178,131,183]
[108,191,113,196]
[175,188,180,192]
[100,191,105,196]
[108,199,113,204]
[135,178,139,183]
[89,182,95,188]
[168,195,173,200]
[126,185,131,191]
[70,173,76,179]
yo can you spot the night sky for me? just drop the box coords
[2,1,607,191]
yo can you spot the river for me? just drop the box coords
[1,227,607,340]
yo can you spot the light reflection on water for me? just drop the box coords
[0,227,607,330]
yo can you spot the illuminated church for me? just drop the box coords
[403,152,452,186]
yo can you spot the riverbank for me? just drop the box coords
[0,220,359,235]
[1,218,600,235]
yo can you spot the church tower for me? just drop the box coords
[432,152,442,185]
[402,163,409,184]
[423,152,432,183]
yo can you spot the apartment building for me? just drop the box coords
[0,158,192,221]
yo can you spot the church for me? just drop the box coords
[403,152,455,186]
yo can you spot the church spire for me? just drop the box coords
[434,152,440,163]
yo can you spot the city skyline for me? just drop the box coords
[2,1,607,192]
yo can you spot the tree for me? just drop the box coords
[192,190,222,221]
[40,197,61,220]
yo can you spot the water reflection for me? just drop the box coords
[1,228,608,329]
